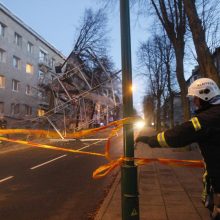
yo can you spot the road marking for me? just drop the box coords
[30,154,67,170]
[77,140,104,151]
[49,138,108,142]
[0,176,14,183]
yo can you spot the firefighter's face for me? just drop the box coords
[193,97,201,109]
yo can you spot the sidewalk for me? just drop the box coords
[95,143,210,220]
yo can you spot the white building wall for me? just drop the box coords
[0,3,65,126]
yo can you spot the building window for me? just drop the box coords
[39,49,48,63]
[38,109,45,116]
[12,79,19,92]
[0,102,4,114]
[24,105,32,116]
[11,103,20,115]
[0,49,6,63]
[13,56,21,69]
[26,63,33,74]
[14,32,22,47]
[50,58,55,68]
[38,70,45,79]
[0,22,6,37]
[27,42,33,53]
[0,75,5,88]
[26,85,31,95]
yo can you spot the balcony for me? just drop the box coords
[38,57,52,73]
[38,76,52,88]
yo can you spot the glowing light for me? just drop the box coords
[134,120,145,130]
[131,84,136,92]
[151,122,155,126]
[26,64,33,74]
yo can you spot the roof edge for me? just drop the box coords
[0,3,66,60]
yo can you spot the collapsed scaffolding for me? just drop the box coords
[36,50,122,139]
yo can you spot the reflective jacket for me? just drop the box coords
[147,104,220,189]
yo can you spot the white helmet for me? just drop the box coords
[187,78,220,101]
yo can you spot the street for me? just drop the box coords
[0,132,123,220]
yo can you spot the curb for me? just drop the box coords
[94,171,121,220]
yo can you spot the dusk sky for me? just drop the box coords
[0,0,155,115]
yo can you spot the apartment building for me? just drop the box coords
[0,3,65,127]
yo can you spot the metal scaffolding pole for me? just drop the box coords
[46,116,64,139]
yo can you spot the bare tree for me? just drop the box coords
[73,8,108,57]
[73,8,117,82]
[183,0,220,85]
[72,9,116,127]
[198,0,220,50]
[139,36,168,131]
[149,0,190,121]
[159,33,176,128]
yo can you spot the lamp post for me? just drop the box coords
[120,0,140,219]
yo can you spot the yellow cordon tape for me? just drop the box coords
[0,136,105,157]
[0,117,135,160]
[0,117,135,138]
[92,157,204,179]
[0,117,204,179]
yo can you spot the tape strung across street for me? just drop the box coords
[92,157,204,179]
[0,117,204,179]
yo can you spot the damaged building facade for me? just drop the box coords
[0,3,122,134]
[39,51,122,137]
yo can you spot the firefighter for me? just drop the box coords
[135,78,220,220]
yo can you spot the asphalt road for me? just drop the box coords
[0,132,123,220]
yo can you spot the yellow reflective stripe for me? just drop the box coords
[202,169,208,182]
[157,132,169,148]
[190,117,202,131]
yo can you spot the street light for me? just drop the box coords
[134,120,145,130]
[130,84,136,92]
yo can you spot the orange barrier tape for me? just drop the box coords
[136,157,204,168]
[0,117,137,160]
[93,157,204,179]
[105,124,123,159]
[0,117,204,180]
[0,117,137,138]
[0,129,57,137]
[93,157,124,179]
[0,136,105,157]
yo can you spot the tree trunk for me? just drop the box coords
[156,95,161,131]
[175,46,190,121]
[162,100,168,129]
[166,60,174,128]
[169,93,174,128]
[149,0,190,121]
[183,0,220,85]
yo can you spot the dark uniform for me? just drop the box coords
[142,104,220,194]
[136,77,220,219]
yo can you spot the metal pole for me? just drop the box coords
[120,1,139,219]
